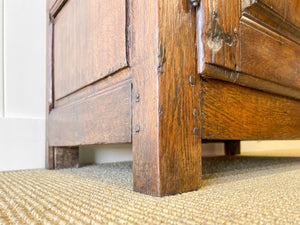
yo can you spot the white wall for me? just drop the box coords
[0,1,3,117]
[0,0,46,171]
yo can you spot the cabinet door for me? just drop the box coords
[197,0,300,99]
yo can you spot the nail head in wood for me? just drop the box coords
[193,108,200,118]
[189,74,196,86]
[135,124,140,133]
[189,0,200,7]
[135,93,140,102]
[193,127,200,137]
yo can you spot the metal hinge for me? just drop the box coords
[189,0,201,7]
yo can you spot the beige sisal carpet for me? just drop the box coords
[0,150,300,224]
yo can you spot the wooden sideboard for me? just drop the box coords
[46,0,300,196]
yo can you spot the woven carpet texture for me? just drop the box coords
[0,150,299,224]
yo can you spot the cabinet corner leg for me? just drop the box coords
[47,147,79,169]
[133,138,202,196]
[225,140,241,156]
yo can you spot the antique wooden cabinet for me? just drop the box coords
[47,0,300,196]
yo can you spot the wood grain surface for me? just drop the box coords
[202,64,300,100]
[157,0,202,195]
[46,0,300,196]
[197,0,240,73]
[240,17,300,90]
[243,0,300,26]
[53,0,127,100]
[132,0,202,196]
[48,82,132,146]
[242,1,300,44]
[201,79,300,140]
[197,0,300,98]
[54,147,79,169]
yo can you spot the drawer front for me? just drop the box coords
[197,0,300,99]
[52,0,127,100]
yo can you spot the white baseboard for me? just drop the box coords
[0,117,45,171]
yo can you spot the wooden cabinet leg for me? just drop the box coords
[133,134,202,196]
[225,141,241,156]
[132,0,201,196]
[46,147,79,169]
[46,147,55,169]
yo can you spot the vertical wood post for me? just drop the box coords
[132,0,202,196]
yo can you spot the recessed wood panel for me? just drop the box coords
[240,1,300,91]
[48,82,132,147]
[201,79,300,140]
[53,0,127,100]
[242,2,300,44]
[240,21,300,90]
[258,0,300,26]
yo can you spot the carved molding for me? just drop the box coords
[202,63,300,100]
[50,0,69,21]
[242,1,300,44]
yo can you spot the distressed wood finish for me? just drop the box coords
[46,147,79,170]
[197,0,240,73]
[132,0,202,196]
[52,0,127,100]
[47,0,300,196]
[240,12,300,90]
[197,0,300,99]
[242,0,300,26]
[157,0,202,195]
[47,0,201,196]
[54,147,79,169]
[46,147,54,169]
[201,79,300,140]
[201,64,300,100]
[241,1,300,44]
[225,141,241,156]
[48,82,132,147]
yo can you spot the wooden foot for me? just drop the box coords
[46,147,55,169]
[46,147,79,169]
[224,141,241,156]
